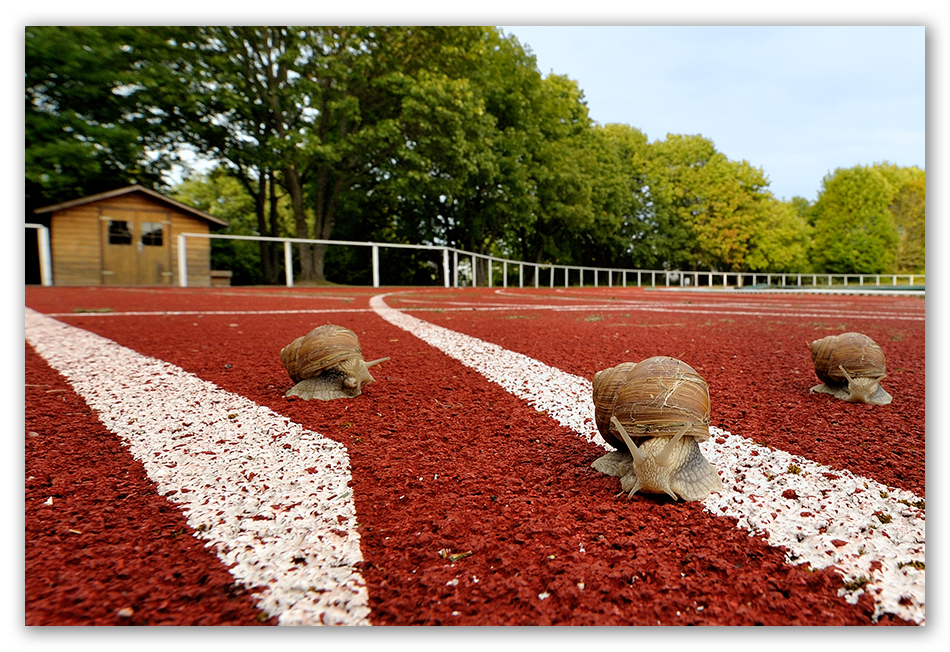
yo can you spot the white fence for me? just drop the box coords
[175,233,925,290]
[21,225,925,290]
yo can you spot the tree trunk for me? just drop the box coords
[304,164,341,284]
[244,170,280,285]
[284,163,316,283]
[254,190,278,285]
[263,170,282,284]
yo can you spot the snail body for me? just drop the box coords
[280,324,389,400]
[809,332,891,405]
[591,356,722,502]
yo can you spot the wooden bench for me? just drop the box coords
[210,270,233,287]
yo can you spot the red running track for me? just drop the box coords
[24,285,925,626]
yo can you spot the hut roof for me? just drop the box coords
[33,185,229,227]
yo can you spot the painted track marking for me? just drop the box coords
[25,308,371,626]
[25,292,925,625]
[370,292,925,624]
[391,299,924,322]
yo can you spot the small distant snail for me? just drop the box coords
[809,332,892,405]
[590,356,723,502]
[280,324,389,400]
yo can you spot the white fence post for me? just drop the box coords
[371,244,380,288]
[178,234,188,287]
[443,248,450,288]
[453,250,459,288]
[26,224,54,286]
[285,241,294,288]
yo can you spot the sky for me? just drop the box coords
[498,25,925,202]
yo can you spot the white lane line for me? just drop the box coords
[370,293,925,624]
[48,300,924,322]
[25,308,371,626]
[48,308,376,317]
[390,300,924,322]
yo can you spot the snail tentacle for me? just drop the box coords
[611,416,645,466]
[655,422,691,467]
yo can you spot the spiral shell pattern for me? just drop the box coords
[810,332,887,386]
[280,325,364,384]
[594,356,711,452]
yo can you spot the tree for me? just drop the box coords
[810,165,899,274]
[25,27,172,213]
[644,134,771,271]
[890,173,925,273]
[509,72,610,273]
[745,199,813,273]
[139,27,325,285]
[873,162,925,273]
[598,124,654,267]
[523,121,637,270]
[339,27,557,285]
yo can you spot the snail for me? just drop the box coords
[809,332,892,405]
[590,356,723,502]
[280,324,389,400]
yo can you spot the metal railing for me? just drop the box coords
[175,232,925,290]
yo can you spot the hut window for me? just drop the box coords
[141,222,164,246]
[108,220,132,245]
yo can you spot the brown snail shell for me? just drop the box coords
[591,356,722,502]
[592,361,640,451]
[280,324,389,400]
[809,332,891,405]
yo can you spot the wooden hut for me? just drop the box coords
[31,185,228,287]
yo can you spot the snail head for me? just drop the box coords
[838,365,886,404]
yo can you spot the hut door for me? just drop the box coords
[100,210,172,285]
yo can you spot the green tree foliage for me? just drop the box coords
[874,163,925,273]
[643,134,773,272]
[745,199,813,273]
[598,124,653,266]
[810,165,901,274]
[890,173,925,273]
[25,27,172,213]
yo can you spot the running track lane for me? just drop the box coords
[25,308,371,626]
[369,293,925,625]
[25,293,925,625]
